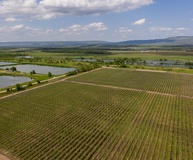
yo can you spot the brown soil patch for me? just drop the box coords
[136,69,166,73]
[0,154,11,160]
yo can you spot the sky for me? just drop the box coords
[0,0,193,42]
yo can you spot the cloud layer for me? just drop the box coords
[0,0,153,19]
[0,22,108,41]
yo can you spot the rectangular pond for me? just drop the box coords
[0,61,16,66]
[73,58,114,63]
[145,60,186,68]
[0,76,33,89]
[0,64,75,75]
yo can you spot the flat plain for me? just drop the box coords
[0,68,193,160]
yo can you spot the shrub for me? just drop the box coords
[48,72,52,77]
[36,80,41,84]
[28,82,32,86]
[15,84,21,91]
[66,70,78,76]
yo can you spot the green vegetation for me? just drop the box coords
[1,47,193,68]
[1,46,193,95]
[27,82,32,87]
[40,48,111,55]
[0,68,193,159]
[0,51,27,60]
[9,66,17,72]
[1,46,193,94]
[0,71,50,83]
[30,70,36,75]
[109,50,193,61]
[15,83,21,91]
[48,72,52,77]
[70,68,193,97]
[1,46,193,159]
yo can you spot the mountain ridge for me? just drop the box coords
[0,36,193,47]
[118,36,193,45]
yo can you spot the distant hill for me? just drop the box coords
[0,36,193,48]
[118,36,193,46]
[0,41,107,48]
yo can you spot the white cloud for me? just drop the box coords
[10,24,25,30]
[176,28,188,31]
[59,28,70,32]
[68,25,83,32]
[132,18,146,25]
[40,13,57,20]
[85,22,108,31]
[39,0,153,16]
[160,28,173,31]
[0,24,40,32]
[0,0,38,17]
[150,27,173,31]
[116,27,132,33]
[0,24,56,41]
[150,27,188,32]
[5,17,17,22]
[59,22,108,34]
[0,0,153,20]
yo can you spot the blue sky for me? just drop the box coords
[0,0,193,42]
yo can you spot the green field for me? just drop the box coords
[0,68,193,160]
[23,50,193,62]
[2,48,193,61]
[109,50,193,61]
[70,68,193,97]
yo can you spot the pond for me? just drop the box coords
[73,58,97,62]
[73,58,114,63]
[145,60,186,68]
[0,76,33,89]
[0,64,75,75]
[0,61,16,66]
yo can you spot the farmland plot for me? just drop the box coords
[0,68,193,160]
[69,68,193,97]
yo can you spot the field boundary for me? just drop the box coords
[103,66,193,76]
[66,80,193,100]
[136,69,166,73]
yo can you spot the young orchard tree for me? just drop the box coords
[15,84,21,91]
[48,72,52,77]
[10,67,17,72]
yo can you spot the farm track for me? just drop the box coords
[0,153,10,160]
[66,80,193,100]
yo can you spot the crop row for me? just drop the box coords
[0,81,193,159]
[69,68,193,97]
[0,82,143,159]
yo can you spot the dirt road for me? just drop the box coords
[0,154,11,160]
[66,80,193,99]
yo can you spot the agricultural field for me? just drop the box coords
[70,68,193,97]
[0,68,193,160]
[23,49,193,62]
[109,50,193,61]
